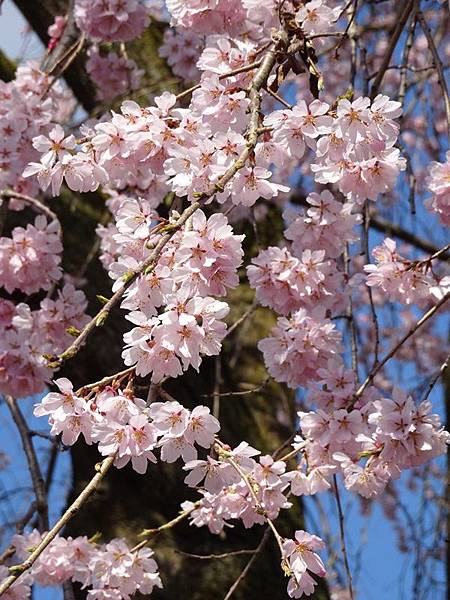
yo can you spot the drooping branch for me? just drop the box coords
[53,32,289,368]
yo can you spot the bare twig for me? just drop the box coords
[223,528,271,600]
[369,213,448,261]
[200,377,271,399]
[0,189,59,225]
[224,300,258,339]
[3,395,48,532]
[398,8,418,106]
[417,11,450,138]
[176,548,257,560]
[352,292,450,402]
[422,353,450,401]
[333,476,354,600]
[213,354,221,419]
[370,0,415,99]
[131,503,198,553]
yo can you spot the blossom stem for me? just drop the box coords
[217,442,285,556]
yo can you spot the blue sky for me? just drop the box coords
[0,1,448,599]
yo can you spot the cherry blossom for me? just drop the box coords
[74,0,152,42]
[426,150,450,225]
[86,48,144,102]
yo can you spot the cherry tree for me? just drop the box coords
[0,1,449,599]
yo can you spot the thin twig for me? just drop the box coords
[0,189,59,225]
[223,528,271,600]
[131,503,198,553]
[76,366,135,395]
[212,355,222,419]
[264,86,293,108]
[398,6,418,106]
[333,475,354,600]
[3,395,48,532]
[352,292,450,403]
[201,377,271,399]
[417,11,450,138]
[224,300,258,339]
[370,0,415,99]
[176,548,257,560]
[422,353,450,401]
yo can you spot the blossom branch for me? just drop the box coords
[215,442,285,557]
[52,201,201,366]
[53,32,288,369]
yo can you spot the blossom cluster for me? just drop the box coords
[282,530,327,599]
[426,150,450,226]
[258,309,343,388]
[0,216,62,295]
[86,48,144,102]
[2,530,161,599]
[74,0,153,42]
[183,442,291,528]
[364,237,449,306]
[97,199,244,382]
[159,29,203,82]
[299,382,449,498]
[284,190,361,259]
[247,246,346,315]
[34,379,220,473]
[0,62,72,198]
[166,0,340,40]
[182,441,329,598]
[265,94,405,203]
[0,286,89,398]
